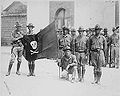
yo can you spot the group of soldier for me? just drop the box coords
[5,21,119,84]
[57,24,119,84]
[6,22,36,76]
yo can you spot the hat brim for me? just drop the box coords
[95,28,102,30]
[27,26,35,28]
[15,25,22,27]
[63,49,72,52]
[77,30,85,32]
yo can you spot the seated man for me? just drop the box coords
[58,47,78,82]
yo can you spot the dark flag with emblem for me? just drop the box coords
[21,21,59,61]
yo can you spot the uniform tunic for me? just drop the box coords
[10,30,24,63]
[58,34,72,59]
[75,35,88,65]
[61,54,77,74]
[89,34,107,71]
[109,33,119,66]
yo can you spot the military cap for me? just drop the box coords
[116,26,119,29]
[77,26,85,32]
[27,23,35,28]
[62,26,69,31]
[112,27,116,31]
[95,24,102,30]
[63,46,72,52]
[57,29,62,32]
[103,28,108,32]
[86,29,89,32]
[71,28,76,32]
[14,22,22,28]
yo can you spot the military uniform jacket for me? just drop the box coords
[59,34,72,50]
[75,35,88,53]
[61,54,77,70]
[89,34,107,52]
[11,30,23,47]
[109,33,119,47]
[70,35,77,54]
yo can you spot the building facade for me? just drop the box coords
[49,1,74,29]
[1,1,27,46]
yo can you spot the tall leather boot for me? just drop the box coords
[31,61,35,76]
[96,71,102,84]
[27,62,32,76]
[16,61,21,75]
[81,66,85,82]
[6,62,13,76]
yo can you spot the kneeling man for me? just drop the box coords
[59,47,78,82]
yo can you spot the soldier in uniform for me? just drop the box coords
[56,29,63,40]
[109,27,119,68]
[75,27,88,82]
[26,23,36,76]
[6,22,24,76]
[58,47,77,82]
[89,24,107,84]
[57,27,72,65]
[103,28,110,66]
[70,28,77,55]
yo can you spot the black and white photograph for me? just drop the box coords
[0,0,119,96]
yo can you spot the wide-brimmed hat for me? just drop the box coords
[85,29,89,32]
[57,29,62,32]
[77,27,85,32]
[95,24,102,30]
[103,28,108,32]
[14,22,22,28]
[71,28,76,32]
[63,46,72,52]
[27,23,35,28]
[62,26,69,31]
[112,27,116,31]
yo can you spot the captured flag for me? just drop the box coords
[21,21,58,61]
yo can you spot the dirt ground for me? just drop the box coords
[1,46,120,96]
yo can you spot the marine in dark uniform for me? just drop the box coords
[75,27,88,82]
[103,28,110,66]
[89,24,107,84]
[6,22,24,76]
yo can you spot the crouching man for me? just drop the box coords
[58,47,78,83]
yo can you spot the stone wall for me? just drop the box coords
[49,1,74,28]
[1,15,27,46]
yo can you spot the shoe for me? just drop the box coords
[31,73,35,76]
[27,73,32,77]
[16,71,21,75]
[6,72,10,76]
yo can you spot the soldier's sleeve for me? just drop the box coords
[11,31,16,41]
[89,37,92,51]
[72,55,77,64]
[103,36,107,53]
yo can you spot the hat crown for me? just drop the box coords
[71,28,76,32]
[15,22,21,27]
[112,27,116,31]
[95,24,102,30]
[27,23,34,27]
[63,46,71,51]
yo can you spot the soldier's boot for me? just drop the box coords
[78,68,82,82]
[92,72,97,84]
[96,71,102,84]
[16,61,21,75]
[27,64,32,76]
[31,63,35,76]
[6,62,13,76]
[81,67,85,82]
[115,58,119,69]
